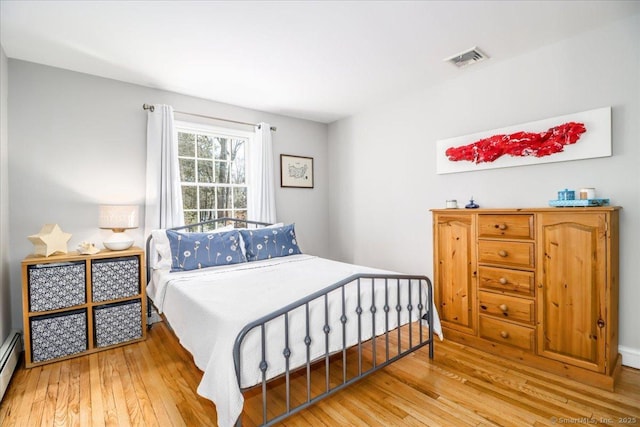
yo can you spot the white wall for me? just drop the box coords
[0,47,11,344]
[7,60,328,331]
[328,16,640,365]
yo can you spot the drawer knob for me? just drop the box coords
[498,250,508,257]
[500,330,510,339]
[499,304,509,312]
[497,223,507,230]
[499,277,508,285]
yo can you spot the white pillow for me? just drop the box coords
[151,224,234,270]
[150,229,171,270]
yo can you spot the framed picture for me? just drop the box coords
[280,154,314,188]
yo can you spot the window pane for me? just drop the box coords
[230,139,244,160]
[198,160,214,183]
[216,161,230,184]
[214,137,222,159]
[216,187,231,210]
[217,210,231,219]
[184,211,198,225]
[182,186,197,209]
[234,187,247,209]
[231,162,245,184]
[178,132,195,157]
[199,210,215,223]
[234,210,247,222]
[180,159,195,182]
[199,187,215,210]
[231,140,246,184]
[201,221,217,232]
[215,138,228,160]
[197,134,214,159]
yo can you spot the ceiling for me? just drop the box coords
[2,1,639,123]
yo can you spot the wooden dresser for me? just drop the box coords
[432,207,620,390]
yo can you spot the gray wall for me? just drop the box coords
[7,60,329,330]
[328,15,640,366]
[0,47,10,343]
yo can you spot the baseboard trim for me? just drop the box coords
[619,346,640,369]
[0,330,22,400]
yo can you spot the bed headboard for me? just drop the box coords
[165,217,272,233]
[145,217,272,283]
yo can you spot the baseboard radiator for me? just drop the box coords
[0,331,22,401]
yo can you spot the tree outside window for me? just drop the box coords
[177,123,250,230]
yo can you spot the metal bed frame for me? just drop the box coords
[146,218,434,427]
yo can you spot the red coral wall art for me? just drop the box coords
[445,122,586,164]
[436,107,611,174]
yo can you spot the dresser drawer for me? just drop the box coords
[478,240,534,268]
[478,215,534,240]
[479,316,535,352]
[478,266,534,297]
[479,291,534,325]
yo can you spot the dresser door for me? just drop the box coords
[434,214,477,335]
[537,213,607,372]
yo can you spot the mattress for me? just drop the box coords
[148,254,442,427]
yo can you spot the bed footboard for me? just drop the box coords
[233,274,434,427]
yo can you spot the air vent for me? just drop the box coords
[444,47,488,68]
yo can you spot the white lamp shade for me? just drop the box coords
[99,205,139,230]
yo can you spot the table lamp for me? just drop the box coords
[98,205,139,250]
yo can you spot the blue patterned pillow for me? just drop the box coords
[239,224,302,261]
[166,229,247,272]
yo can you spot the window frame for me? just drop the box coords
[175,120,253,225]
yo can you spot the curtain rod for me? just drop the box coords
[142,104,276,132]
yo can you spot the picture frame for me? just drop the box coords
[280,154,314,188]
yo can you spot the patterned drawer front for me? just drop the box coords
[30,309,88,363]
[92,256,140,303]
[478,214,534,240]
[478,240,534,269]
[28,262,86,312]
[94,300,142,348]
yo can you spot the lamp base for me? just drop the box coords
[103,231,134,251]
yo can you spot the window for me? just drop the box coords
[176,122,251,227]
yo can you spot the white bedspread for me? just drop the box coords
[148,254,442,427]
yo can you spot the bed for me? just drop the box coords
[146,218,442,427]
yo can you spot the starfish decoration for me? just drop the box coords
[28,224,72,257]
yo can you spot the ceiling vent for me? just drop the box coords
[444,47,488,68]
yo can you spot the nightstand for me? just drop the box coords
[21,247,147,367]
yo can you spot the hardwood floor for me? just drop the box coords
[1,321,639,426]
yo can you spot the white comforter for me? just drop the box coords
[148,254,442,427]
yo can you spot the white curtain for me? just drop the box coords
[248,123,277,223]
[144,104,184,238]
